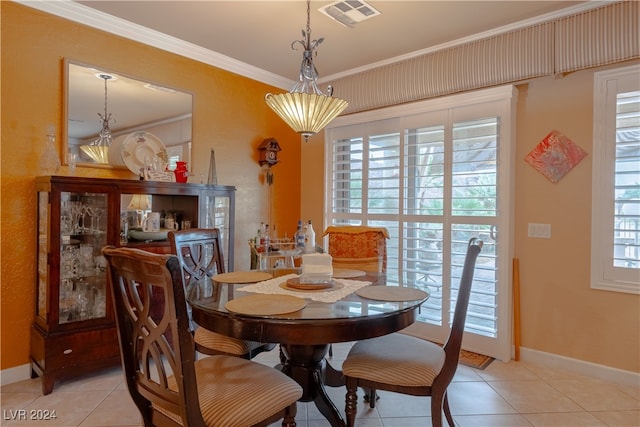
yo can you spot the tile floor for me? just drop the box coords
[1,343,638,426]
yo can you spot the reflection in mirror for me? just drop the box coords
[64,60,193,172]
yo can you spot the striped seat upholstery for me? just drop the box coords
[158,355,303,426]
[103,247,302,427]
[193,327,265,356]
[343,333,445,387]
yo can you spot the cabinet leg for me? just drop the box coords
[30,362,54,394]
[41,374,55,395]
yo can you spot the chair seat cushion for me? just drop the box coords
[342,333,445,387]
[194,327,264,355]
[161,355,302,426]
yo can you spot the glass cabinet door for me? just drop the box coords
[203,193,233,271]
[58,191,109,324]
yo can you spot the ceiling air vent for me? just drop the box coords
[319,0,381,28]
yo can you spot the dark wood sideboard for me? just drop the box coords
[31,176,235,394]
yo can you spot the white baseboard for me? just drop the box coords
[2,348,639,390]
[0,363,33,387]
[519,346,640,388]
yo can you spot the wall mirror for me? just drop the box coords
[64,59,193,172]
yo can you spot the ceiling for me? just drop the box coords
[74,0,593,84]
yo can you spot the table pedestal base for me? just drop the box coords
[280,344,346,427]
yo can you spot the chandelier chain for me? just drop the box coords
[98,74,112,124]
[306,0,311,43]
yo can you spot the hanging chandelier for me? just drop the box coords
[81,73,114,163]
[265,0,348,141]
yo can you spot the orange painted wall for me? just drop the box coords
[1,2,301,370]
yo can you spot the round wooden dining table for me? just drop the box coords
[188,272,429,427]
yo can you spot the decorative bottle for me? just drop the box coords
[39,128,61,175]
[254,229,261,248]
[294,220,306,250]
[304,220,315,253]
[260,224,270,253]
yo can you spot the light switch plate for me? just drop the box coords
[528,223,551,238]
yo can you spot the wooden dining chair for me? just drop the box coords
[169,228,276,359]
[102,246,302,427]
[322,225,389,357]
[342,238,483,427]
[322,225,389,273]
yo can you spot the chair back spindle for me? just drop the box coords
[169,228,276,359]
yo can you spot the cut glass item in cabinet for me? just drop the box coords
[63,195,107,235]
[39,129,61,175]
[59,191,108,324]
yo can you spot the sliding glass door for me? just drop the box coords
[325,86,516,360]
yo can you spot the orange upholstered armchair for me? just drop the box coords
[322,226,390,273]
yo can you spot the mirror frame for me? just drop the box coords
[63,58,193,170]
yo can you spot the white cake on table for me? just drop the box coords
[300,253,333,283]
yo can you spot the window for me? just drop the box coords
[325,86,516,360]
[592,65,640,294]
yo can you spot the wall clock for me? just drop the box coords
[258,138,281,167]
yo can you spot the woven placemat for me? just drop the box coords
[213,271,272,284]
[225,294,307,316]
[355,286,429,302]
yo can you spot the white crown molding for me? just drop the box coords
[16,0,612,89]
[15,0,295,90]
[319,0,614,83]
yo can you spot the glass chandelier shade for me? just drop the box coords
[81,74,113,163]
[265,92,347,140]
[265,0,347,141]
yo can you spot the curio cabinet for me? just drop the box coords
[31,176,235,394]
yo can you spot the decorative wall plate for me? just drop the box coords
[121,131,168,176]
[107,134,127,166]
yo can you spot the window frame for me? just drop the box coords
[591,64,640,295]
[324,85,517,361]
